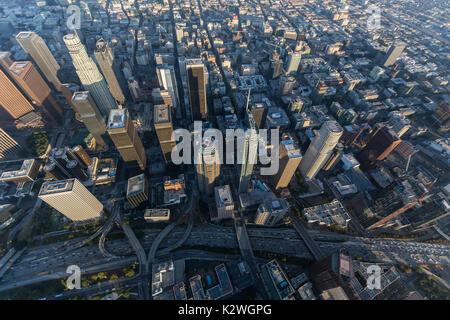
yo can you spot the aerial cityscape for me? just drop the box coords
[0,0,449,304]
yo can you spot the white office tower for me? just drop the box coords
[299,121,343,180]
[94,39,126,105]
[63,33,118,117]
[157,65,180,111]
[39,178,103,221]
[16,31,63,91]
[238,112,259,194]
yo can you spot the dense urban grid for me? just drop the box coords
[0,0,449,302]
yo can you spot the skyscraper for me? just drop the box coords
[381,42,406,67]
[238,112,259,194]
[0,69,35,119]
[38,178,103,221]
[251,103,268,130]
[186,59,207,121]
[271,135,303,190]
[196,136,221,196]
[71,91,107,147]
[154,104,176,163]
[0,52,14,75]
[63,33,118,117]
[299,121,343,180]
[94,39,125,105]
[0,128,20,158]
[107,108,146,171]
[157,65,179,111]
[126,173,149,208]
[285,52,301,75]
[15,31,63,92]
[357,125,401,170]
[9,61,63,125]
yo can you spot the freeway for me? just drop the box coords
[287,211,325,261]
[234,214,269,299]
[118,212,149,300]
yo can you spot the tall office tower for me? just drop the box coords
[38,178,103,221]
[94,39,125,105]
[107,109,147,171]
[238,112,259,194]
[128,78,141,102]
[285,52,301,75]
[0,52,14,75]
[322,142,344,171]
[254,198,290,226]
[357,125,401,170]
[213,185,234,222]
[15,31,63,92]
[299,121,343,180]
[381,42,406,67]
[72,145,93,167]
[195,136,221,196]
[186,59,207,121]
[0,128,20,158]
[156,65,179,111]
[9,62,63,125]
[154,105,176,163]
[251,103,268,129]
[126,173,149,208]
[72,91,107,147]
[278,76,296,96]
[271,134,303,190]
[0,69,35,119]
[268,59,283,79]
[63,33,118,117]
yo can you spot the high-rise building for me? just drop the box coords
[322,142,344,171]
[0,52,14,75]
[268,58,283,79]
[72,91,107,147]
[107,108,146,171]
[38,178,103,221]
[157,65,179,111]
[154,105,176,163]
[186,59,207,121]
[0,69,35,119]
[0,159,40,184]
[254,198,290,226]
[126,173,149,208]
[271,135,303,190]
[299,121,343,180]
[9,61,63,125]
[381,42,406,67]
[0,128,20,158]
[94,39,125,105]
[238,112,259,194]
[285,52,301,75]
[278,76,296,96]
[251,103,268,130]
[196,136,221,196]
[15,31,63,91]
[213,185,234,222]
[357,125,401,170]
[63,33,118,117]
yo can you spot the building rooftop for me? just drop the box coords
[16,31,34,39]
[281,139,302,158]
[72,91,90,101]
[107,109,127,129]
[215,185,233,208]
[144,208,170,219]
[154,104,171,124]
[9,61,31,77]
[0,159,37,181]
[127,174,146,197]
[39,179,75,196]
